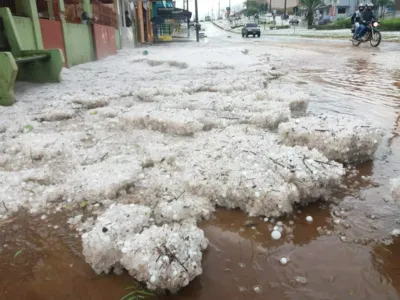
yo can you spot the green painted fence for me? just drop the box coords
[12,16,36,50]
[63,23,94,67]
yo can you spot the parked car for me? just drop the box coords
[241,23,261,37]
[318,16,332,25]
[282,13,289,20]
[289,18,299,25]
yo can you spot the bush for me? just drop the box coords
[335,18,352,27]
[379,18,400,31]
[312,18,400,31]
[313,18,352,30]
[270,25,290,30]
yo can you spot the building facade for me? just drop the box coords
[0,0,122,67]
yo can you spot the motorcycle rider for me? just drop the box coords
[351,3,365,40]
[357,3,377,41]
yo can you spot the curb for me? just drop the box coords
[211,22,400,42]
[211,21,240,34]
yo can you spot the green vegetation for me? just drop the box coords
[313,18,400,31]
[299,0,324,28]
[120,285,156,300]
[23,124,33,132]
[243,0,268,16]
[313,18,352,30]
[270,25,290,29]
[14,249,24,258]
[380,18,400,31]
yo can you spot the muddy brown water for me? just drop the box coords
[2,38,400,299]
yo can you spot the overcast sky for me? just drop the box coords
[183,0,244,19]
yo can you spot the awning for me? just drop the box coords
[157,7,192,19]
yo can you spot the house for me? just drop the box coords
[0,0,122,67]
[318,0,358,21]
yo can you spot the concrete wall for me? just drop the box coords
[12,16,36,50]
[115,28,121,50]
[93,24,117,60]
[63,23,94,67]
[40,19,67,66]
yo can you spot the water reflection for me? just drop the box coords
[166,207,400,300]
[371,238,400,297]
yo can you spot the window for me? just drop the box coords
[246,23,257,27]
[338,7,346,14]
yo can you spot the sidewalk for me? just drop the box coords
[212,19,400,41]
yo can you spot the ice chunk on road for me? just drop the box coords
[265,89,310,118]
[82,204,208,292]
[121,108,205,136]
[278,115,383,163]
[121,220,208,292]
[82,204,152,274]
[289,92,309,118]
[129,166,215,224]
[64,160,141,203]
[154,195,214,224]
[391,176,400,201]
[176,125,344,217]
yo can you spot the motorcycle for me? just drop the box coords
[350,21,382,47]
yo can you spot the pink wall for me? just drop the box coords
[39,19,67,66]
[93,23,117,60]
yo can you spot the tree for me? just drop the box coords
[373,0,394,18]
[259,3,268,12]
[299,0,324,28]
[243,0,268,16]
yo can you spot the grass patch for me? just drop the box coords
[312,18,352,30]
[312,18,400,31]
[270,25,290,30]
[380,18,400,31]
[14,249,24,258]
[121,284,156,300]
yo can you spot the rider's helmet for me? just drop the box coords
[366,3,374,10]
[358,3,365,11]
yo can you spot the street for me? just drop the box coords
[1,22,400,299]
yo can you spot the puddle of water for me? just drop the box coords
[2,207,400,300]
[0,211,134,300]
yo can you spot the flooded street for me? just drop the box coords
[1,24,400,299]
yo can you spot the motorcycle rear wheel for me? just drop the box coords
[370,31,381,47]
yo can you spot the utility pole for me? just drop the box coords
[284,0,287,19]
[195,0,199,42]
[218,0,220,18]
[187,0,190,37]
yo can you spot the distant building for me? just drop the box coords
[269,0,298,9]
[318,0,358,21]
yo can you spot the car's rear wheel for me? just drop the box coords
[257,34,260,37]
[246,34,249,37]
[253,34,255,37]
